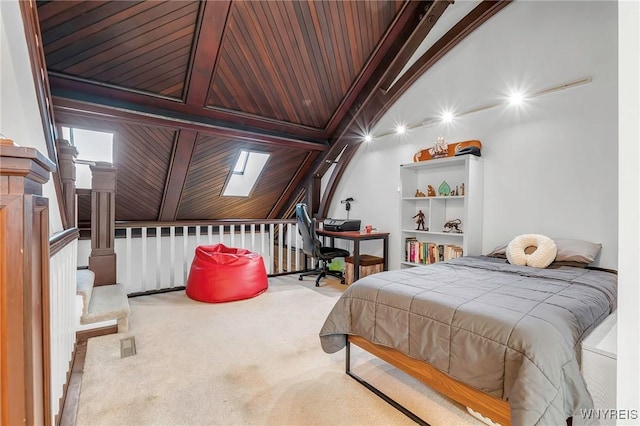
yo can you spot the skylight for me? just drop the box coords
[223,150,270,197]
[233,150,249,174]
[62,126,114,189]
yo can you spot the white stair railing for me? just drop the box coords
[49,229,79,423]
[112,220,307,295]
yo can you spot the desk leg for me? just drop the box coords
[353,241,360,281]
[383,236,389,271]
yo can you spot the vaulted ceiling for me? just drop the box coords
[35,0,509,223]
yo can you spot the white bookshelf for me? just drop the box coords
[399,155,483,267]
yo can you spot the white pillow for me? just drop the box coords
[506,234,558,268]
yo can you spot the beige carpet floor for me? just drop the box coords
[76,276,484,426]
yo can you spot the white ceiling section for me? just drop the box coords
[374,1,612,138]
[390,0,482,90]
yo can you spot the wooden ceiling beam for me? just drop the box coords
[323,0,430,136]
[158,130,198,222]
[315,0,450,184]
[267,151,319,219]
[184,1,231,107]
[52,97,329,152]
[378,0,453,93]
[315,144,359,218]
[384,0,512,105]
[316,0,512,218]
[48,73,328,142]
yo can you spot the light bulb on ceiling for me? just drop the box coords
[508,91,525,106]
[363,134,373,143]
[395,124,406,135]
[441,111,454,123]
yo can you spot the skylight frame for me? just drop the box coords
[232,150,249,175]
[61,126,114,189]
[222,149,271,197]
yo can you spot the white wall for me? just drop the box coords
[328,0,640,416]
[617,0,640,419]
[327,1,618,269]
[1,0,63,235]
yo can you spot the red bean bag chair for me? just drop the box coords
[186,244,268,303]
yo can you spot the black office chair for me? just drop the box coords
[296,203,350,287]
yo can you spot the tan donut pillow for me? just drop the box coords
[506,234,558,268]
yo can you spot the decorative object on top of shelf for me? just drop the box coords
[443,219,462,233]
[455,145,481,157]
[460,183,465,196]
[431,136,449,159]
[427,185,436,197]
[413,140,482,162]
[415,189,426,197]
[438,181,450,196]
[413,210,427,231]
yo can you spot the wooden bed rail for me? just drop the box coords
[348,335,512,426]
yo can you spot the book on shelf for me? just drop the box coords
[405,239,463,264]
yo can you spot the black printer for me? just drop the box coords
[323,218,361,232]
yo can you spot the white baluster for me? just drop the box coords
[183,226,188,285]
[170,226,176,288]
[141,227,147,292]
[156,226,162,289]
[126,227,132,291]
[286,223,292,273]
[278,223,283,274]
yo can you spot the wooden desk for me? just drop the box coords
[316,229,390,281]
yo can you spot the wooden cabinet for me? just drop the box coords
[399,154,483,267]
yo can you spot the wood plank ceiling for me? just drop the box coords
[35,0,504,223]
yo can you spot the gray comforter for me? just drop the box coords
[319,256,617,426]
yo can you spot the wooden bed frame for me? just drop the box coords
[347,335,511,426]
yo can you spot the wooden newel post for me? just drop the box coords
[0,138,55,426]
[55,138,78,228]
[88,162,117,286]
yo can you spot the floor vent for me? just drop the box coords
[120,336,137,358]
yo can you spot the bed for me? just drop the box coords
[319,255,617,426]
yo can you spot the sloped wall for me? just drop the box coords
[328,1,618,269]
[1,0,63,235]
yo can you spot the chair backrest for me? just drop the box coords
[296,203,321,258]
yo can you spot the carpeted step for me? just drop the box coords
[76,269,95,317]
[81,284,130,333]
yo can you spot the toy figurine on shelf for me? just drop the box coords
[443,219,462,233]
[413,210,427,231]
[415,189,426,197]
[427,185,436,197]
[438,180,450,196]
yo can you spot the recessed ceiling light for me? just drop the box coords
[364,134,373,143]
[441,111,454,123]
[395,124,406,135]
[508,91,525,106]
